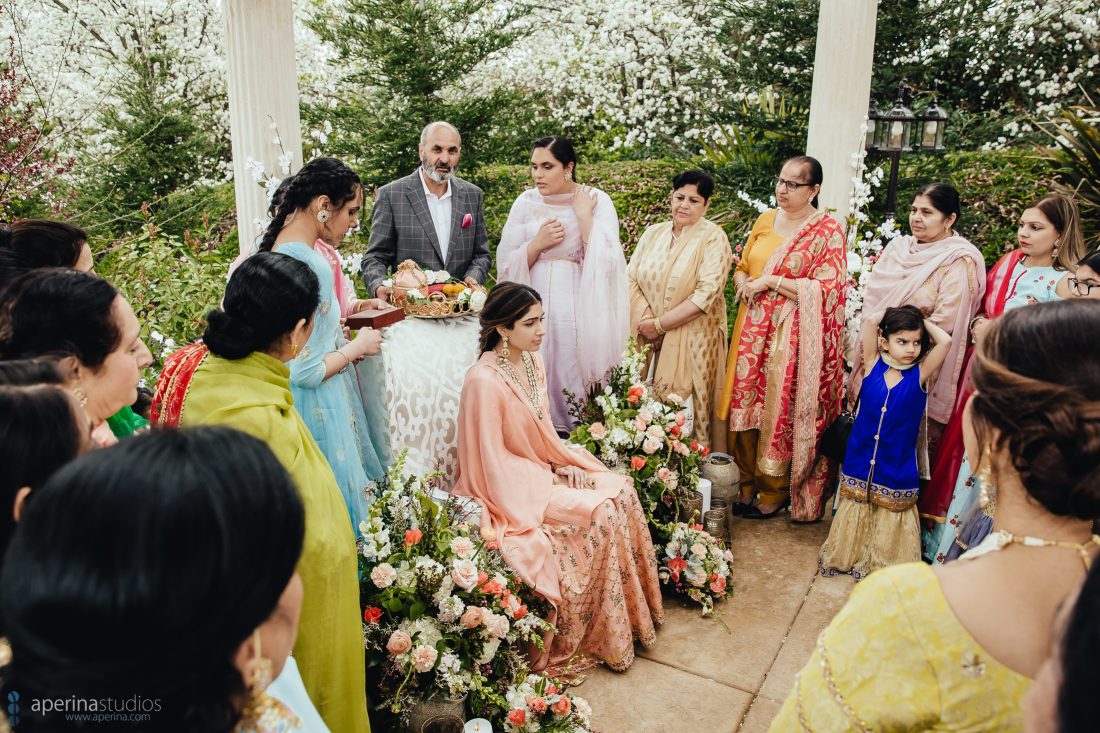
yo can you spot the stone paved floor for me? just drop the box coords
[575,514,855,733]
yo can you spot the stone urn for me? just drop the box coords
[701,453,740,503]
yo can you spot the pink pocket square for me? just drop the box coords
[461,213,473,229]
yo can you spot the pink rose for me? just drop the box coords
[461,213,473,229]
[589,422,607,440]
[551,696,571,716]
[412,645,439,672]
[642,437,661,454]
[526,696,548,714]
[675,412,687,427]
[506,709,526,726]
[487,613,510,638]
[451,559,479,590]
[386,630,412,655]
[450,536,475,559]
[459,607,483,629]
[637,408,653,424]
[656,467,672,481]
[634,417,647,432]
[710,576,727,594]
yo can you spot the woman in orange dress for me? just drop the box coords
[452,282,663,672]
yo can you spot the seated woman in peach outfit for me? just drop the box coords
[453,282,664,672]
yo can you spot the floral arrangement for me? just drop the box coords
[568,338,708,539]
[658,523,735,616]
[501,673,594,733]
[384,261,488,314]
[359,455,551,723]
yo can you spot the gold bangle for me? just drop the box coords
[335,349,352,371]
[775,276,784,292]
[653,317,666,336]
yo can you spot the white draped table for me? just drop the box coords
[379,314,481,487]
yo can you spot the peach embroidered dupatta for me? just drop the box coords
[718,212,847,521]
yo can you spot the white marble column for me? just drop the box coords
[806,0,878,225]
[223,0,304,257]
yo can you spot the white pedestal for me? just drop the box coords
[698,478,712,514]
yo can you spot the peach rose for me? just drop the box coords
[450,536,475,559]
[506,709,526,726]
[630,456,647,471]
[460,607,483,629]
[412,645,439,672]
[551,696,572,716]
[386,630,412,655]
[589,422,607,440]
[526,696,548,714]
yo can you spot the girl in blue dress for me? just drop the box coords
[259,157,391,531]
[820,305,952,579]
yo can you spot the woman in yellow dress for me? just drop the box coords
[171,252,371,733]
[628,169,733,448]
[772,299,1100,731]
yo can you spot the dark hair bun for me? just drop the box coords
[202,310,259,361]
[970,300,1100,520]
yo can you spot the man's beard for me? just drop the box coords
[421,157,455,183]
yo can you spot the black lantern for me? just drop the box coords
[867,80,948,218]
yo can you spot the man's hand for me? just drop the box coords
[375,285,393,302]
[463,276,481,290]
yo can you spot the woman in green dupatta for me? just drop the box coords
[176,252,370,733]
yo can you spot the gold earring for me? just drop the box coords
[500,334,510,360]
[977,447,996,516]
[72,387,88,407]
[316,209,330,224]
[235,630,299,733]
[290,341,299,358]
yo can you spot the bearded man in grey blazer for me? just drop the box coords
[362,121,492,299]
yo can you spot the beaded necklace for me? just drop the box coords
[497,351,543,420]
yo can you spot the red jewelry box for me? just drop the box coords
[346,306,406,330]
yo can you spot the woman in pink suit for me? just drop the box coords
[452,282,663,672]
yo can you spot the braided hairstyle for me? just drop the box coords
[257,157,361,253]
[968,299,1100,520]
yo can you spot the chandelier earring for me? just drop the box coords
[1052,238,1060,258]
[978,447,997,517]
[499,334,510,361]
[71,386,88,407]
[316,208,330,224]
[235,630,300,733]
[291,341,300,358]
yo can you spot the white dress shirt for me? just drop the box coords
[419,171,453,263]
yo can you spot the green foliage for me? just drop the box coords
[1038,90,1100,248]
[95,211,233,374]
[306,0,551,186]
[72,50,225,235]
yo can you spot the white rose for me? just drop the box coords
[407,288,424,300]
[589,422,607,440]
[469,290,487,313]
[642,437,662,454]
[450,536,475,559]
[451,559,480,590]
[371,563,397,588]
[646,424,665,440]
[665,392,684,405]
[691,542,707,558]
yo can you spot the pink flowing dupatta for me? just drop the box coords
[313,239,355,317]
[849,234,986,423]
[726,213,847,521]
[452,352,625,608]
[497,188,628,389]
[920,248,1024,522]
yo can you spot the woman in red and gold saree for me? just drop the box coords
[717,156,847,522]
[453,282,663,673]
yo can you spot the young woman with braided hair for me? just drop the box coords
[774,299,1100,731]
[259,157,390,531]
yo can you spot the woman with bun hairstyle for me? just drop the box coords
[258,156,390,530]
[0,269,152,446]
[773,299,1100,731]
[1,427,323,732]
[154,252,370,733]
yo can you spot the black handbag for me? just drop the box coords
[819,404,857,464]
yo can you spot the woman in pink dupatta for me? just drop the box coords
[718,156,847,522]
[496,136,628,432]
[453,283,663,672]
[849,184,986,444]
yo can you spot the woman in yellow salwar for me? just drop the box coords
[718,155,847,521]
[156,252,371,733]
[628,169,733,449]
[772,300,1100,732]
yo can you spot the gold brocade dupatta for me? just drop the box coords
[719,212,848,521]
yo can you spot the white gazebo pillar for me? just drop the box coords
[806,0,878,224]
[223,0,303,257]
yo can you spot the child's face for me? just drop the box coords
[881,328,923,364]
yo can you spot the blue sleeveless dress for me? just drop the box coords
[820,358,927,579]
[840,358,926,506]
[278,242,389,531]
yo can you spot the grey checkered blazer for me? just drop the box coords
[361,170,491,296]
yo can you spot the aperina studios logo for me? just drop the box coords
[4,692,161,725]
